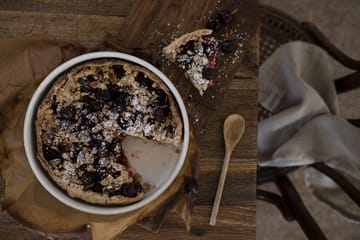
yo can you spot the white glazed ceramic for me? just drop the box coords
[23,52,189,215]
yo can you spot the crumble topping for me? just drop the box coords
[162,29,219,96]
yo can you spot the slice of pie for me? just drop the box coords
[162,29,219,96]
[36,59,183,205]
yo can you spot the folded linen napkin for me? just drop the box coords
[258,41,360,221]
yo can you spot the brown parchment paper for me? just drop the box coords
[0,38,199,239]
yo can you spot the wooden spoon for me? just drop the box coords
[210,114,245,226]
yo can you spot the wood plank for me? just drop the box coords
[0,204,255,240]
[199,87,258,159]
[197,160,257,205]
[0,0,133,17]
[121,205,256,240]
[0,11,126,49]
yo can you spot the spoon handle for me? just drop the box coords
[210,149,232,226]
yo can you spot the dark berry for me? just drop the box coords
[59,105,76,121]
[98,141,110,158]
[57,144,67,153]
[107,167,121,178]
[89,134,103,148]
[79,75,95,93]
[79,117,95,131]
[206,18,221,32]
[108,84,121,101]
[96,167,109,180]
[165,125,175,135]
[203,39,218,57]
[96,68,103,76]
[112,92,130,112]
[147,118,156,125]
[184,40,196,53]
[118,117,129,129]
[121,182,140,197]
[81,95,101,112]
[42,145,61,161]
[95,89,111,103]
[202,67,216,79]
[109,139,119,152]
[113,65,125,79]
[218,10,233,24]
[135,72,153,89]
[79,164,87,171]
[107,187,122,197]
[220,40,234,53]
[155,89,168,106]
[51,96,58,114]
[71,142,82,155]
[81,171,96,186]
[153,107,169,122]
[91,182,103,193]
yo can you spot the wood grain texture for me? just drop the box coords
[0,11,126,49]
[0,0,259,239]
[0,0,133,16]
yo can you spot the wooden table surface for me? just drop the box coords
[0,0,259,239]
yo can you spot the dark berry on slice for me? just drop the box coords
[95,89,111,103]
[79,117,95,131]
[202,67,216,79]
[165,125,175,135]
[91,182,103,193]
[153,107,168,122]
[218,10,233,24]
[97,167,109,180]
[135,72,153,89]
[112,92,130,112]
[107,187,122,197]
[79,164,87,171]
[184,40,196,54]
[79,75,95,93]
[107,167,121,178]
[118,117,129,129]
[121,182,139,197]
[220,40,234,53]
[155,89,168,106]
[147,118,156,125]
[71,142,83,156]
[81,95,101,112]
[43,145,61,161]
[206,18,221,32]
[98,141,110,157]
[113,65,125,79]
[59,105,76,121]
[81,171,96,186]
[51,96,58,114]
[108,139,119,153]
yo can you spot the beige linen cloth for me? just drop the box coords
[258,41,360,221]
